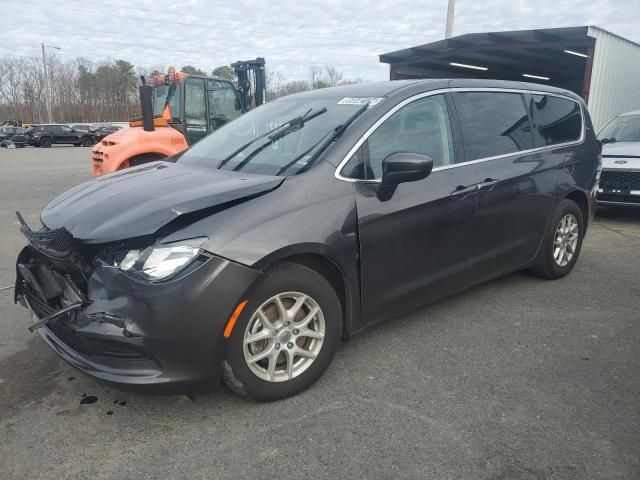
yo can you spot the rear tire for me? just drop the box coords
[530,199,584,279]
[39,137,52,148]
[222,262,342,401]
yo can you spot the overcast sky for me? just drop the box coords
[1,0,639,82]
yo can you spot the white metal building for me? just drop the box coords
[380,26,640,129]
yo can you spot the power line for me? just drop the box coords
[23,0,418,49]
[0,37,374,71]
[62,0,426,42]
[0,17,380,60]
[0,43,388,76]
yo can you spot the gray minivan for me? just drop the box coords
[15,79,601,401]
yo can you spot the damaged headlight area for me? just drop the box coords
[115,237,210,281]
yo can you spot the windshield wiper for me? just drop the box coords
[275,102,370,176]
[217,107,327,170]
[268,107,327,142]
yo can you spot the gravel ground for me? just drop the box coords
[1,146,639,479]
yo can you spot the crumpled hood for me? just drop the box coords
[41,161,284,243]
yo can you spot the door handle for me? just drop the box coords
[477,178,500,191]
[450,184,478,198]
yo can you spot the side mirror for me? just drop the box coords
[381,152,433,186]
[378,152,433,201]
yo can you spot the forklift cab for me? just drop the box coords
[149,59,266,146]
[181,77,243,145]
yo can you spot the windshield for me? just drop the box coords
[598,115,640,143]
[153,84,181,118]
[179,97,369,176]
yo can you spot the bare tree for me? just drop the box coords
[0,56,354,123]
[324,65,343,87]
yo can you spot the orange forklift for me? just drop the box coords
[92,58,266,176]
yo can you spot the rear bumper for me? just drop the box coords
[16,246,262,394]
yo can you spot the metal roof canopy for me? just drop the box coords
[380,26,600,99]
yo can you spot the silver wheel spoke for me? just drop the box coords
[284,349,295,379]
[248,344,275,364]
[299,327,324,340]
[274,296,287,321]
[289,295,307,319]
[266,353,277,381]
[244,329,271,345]
[294,347,317,359]
[295,305,320,328]
[257,309,276,330]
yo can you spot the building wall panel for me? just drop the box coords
[588,26,640,130]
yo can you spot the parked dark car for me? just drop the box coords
[0,126,27,147]
[26,124,95,147]
[69,124,97,132]
[93,125,122,143]
[14,80,600,401]
[596,110,640,206]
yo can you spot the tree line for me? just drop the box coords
[0,54,362,124]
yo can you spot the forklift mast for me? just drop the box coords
[231,57,266,111]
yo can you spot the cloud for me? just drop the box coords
[1,0,638,81]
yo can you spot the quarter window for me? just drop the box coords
[453,92,534,161]
[531,95,582,145]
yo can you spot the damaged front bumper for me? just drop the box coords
[15,245,262,393]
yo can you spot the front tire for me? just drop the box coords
[39,137,52,148]
[223,262,342,401]
[81,137,93,147]
[530,199,584,279]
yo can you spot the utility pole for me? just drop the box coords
[41,43,60,123]
[445,0,455,38]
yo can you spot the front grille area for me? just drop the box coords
[18,247,149,360]
[91,149,104,176]
[48,321,150,360]
[20,224,74,254]
[598,193,640,204]
[600,170,640,192]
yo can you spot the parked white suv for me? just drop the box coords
[597,111,640,206]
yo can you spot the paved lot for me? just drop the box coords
[1,146,639,479]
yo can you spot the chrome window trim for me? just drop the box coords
[334,87,586,183]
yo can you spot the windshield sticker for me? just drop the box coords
[338,97,384,106]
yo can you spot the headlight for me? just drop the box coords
[117,237,208,280]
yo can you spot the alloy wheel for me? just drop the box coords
[243,291,325,382]
[553,213,579,267]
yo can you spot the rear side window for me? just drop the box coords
[453,92,534,161]
[531,95,582,145]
